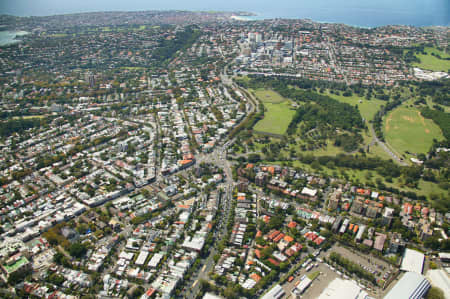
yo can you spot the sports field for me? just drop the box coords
[412,47,450,72]
[384,106,444,156]
[252,89,296,135]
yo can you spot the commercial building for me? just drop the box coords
[401,248,424,274]
[148,253,164,268]
[317,278,369,299]
[438,252,450,263]
[1,254,31,279]
[355,225,366,242]
[135,251,149,267]
[203,293,223,299]
[426,269,450,299]
[296,276,312,294]
[384,272,430,299]
[261,284,285,299]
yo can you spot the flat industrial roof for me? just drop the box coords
[384,272,430,299]
[426,269,450,299]
[203,293,223,299]
[261,284,285,299]
[438,252,450,260]
[296,277,312,293]
[317,278,368,299]
[401,248,424,274]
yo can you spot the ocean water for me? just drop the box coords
[238,0,450,27]
[1,0,449,28]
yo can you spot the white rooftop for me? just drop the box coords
[301,187,317,197]
[261,284,285,299]
[401,248,424,274]
[203,293,223,299]
[384,272,430,299]
[426,269,450,299]
[296,277,312,293]
[317,278,369,299]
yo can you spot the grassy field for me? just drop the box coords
[412,47,450,72]
[251,89,420,164]
[323,91,396,159]
[48,33,68,37]
[252,89,296,135]
[120,66,146,70]
[12,115,46,120]
[294,140,346,157]
[367,142,394,161]
[253,90,395,160]
[253,89,288,104]
[325,91,384,122]
[384,105,444,156]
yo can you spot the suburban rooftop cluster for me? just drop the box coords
[0,9,448,299]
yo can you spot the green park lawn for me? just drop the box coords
[48,33,68,37]
[325,91,384,122]
[251,89,296,135]
[12,115,46,120]
[253,88,288,104]
[384,105,444,156]
[319,91,387,158]
[412,47,450,72]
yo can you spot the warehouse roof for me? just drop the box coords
[317,278,368,299]
[426,269,450,299]
[401,248,424,274]
[384,272,430,299]
[261,284,285,299]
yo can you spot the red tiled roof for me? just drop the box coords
[268,258,280,266]
[287,221,297,228]
[273,233,285,243]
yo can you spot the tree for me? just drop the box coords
[130,286,145,299]
[141,188,150,198]
[8,268,30,285]
[426,287,445,299]
[224,284,239,299]
[268,215,284,230]
[69,242,87,258]
[248,153,261,163]
[76,223,89,234]
[48,273,65,286]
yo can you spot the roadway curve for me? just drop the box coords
[369,125,407,166]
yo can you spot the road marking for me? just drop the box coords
[193,279,198,287]
[202,264,207,271]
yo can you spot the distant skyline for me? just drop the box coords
[0,0,448,27]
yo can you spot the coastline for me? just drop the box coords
[229,12,449,29]
[1,8,448,29]
[230,13,376,29]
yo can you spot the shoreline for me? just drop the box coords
[230,12,448,29]
[1,9,448,29]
